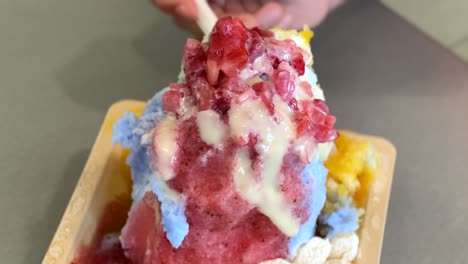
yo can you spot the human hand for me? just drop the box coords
[152,0,346,37]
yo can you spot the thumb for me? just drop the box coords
[236,13,259,28]
[255,2,290,29]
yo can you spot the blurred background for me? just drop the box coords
[1,0,467,264]
[383,0,468,61]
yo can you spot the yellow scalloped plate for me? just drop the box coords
[42,100,396,264]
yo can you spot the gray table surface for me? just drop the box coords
[1,0,467,263]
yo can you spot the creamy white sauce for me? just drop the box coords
[239,54,271,80]
[229,97,300,237]
[294,136,318,164]
[149,28,334,237]
[196,109,228,146]
[153,117,178,180]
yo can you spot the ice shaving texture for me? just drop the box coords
[288,154,327,256]
[318,131,378,239]
[325,132,378,208]
[280,133,376,264]
[114,17,338,263]
[263,233,359,264]
[318,205,360,239]
[112,90,189,248]
[112,89,167,202]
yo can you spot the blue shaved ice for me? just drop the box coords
[318,205,360,239]
[288,155,328,256]
[112,88,189,248]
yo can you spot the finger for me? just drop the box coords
[210,2,225,17]
[224,0,245,13]
[153,0,197,19]
[174,3,198,19]
[278,13,292,29]
[236,13,258,28]
[153,0,185,12]
[285,0,329,29]
[255,2,287,29]
[241,0,261,13]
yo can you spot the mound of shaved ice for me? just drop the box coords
[111,17,338,264]
[121,117,305,263]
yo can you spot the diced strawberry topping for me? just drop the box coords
[164,16,337,146]
[324,115,336,128]
[251,27,275,37]
[236,89,257,104]
[207,17,250,85]
[295,99,337,143]
[189,78,211,111]
[312,99,329,113]
[183,39,207,81]
[252,82,275,115]
[300,81,314,97]
[266,39,306,76]
[288,98,299,111]
[212,90,232,114]
[290,53,305,75]
[221,76,250,94]
[273,70,294,101]
[80,17,340,264]
[246,30,266,63]
[168,16,321,123]
[205,58,220,85]
[163,89,183,113]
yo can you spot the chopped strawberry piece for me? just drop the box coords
[295,117,310,137]
[247,30,266,63]
[310,107,327,124]
[266,39,306,76]
[299,100,314,113]
[290,53,305,75]
[198,83,213,112]
[206,58,220,85]
[288,98,299,111]
[314,129,339,143]
[323,115,336,129]
[208,17,250,84]
[221,48,249,76]
[236,89,257,104]
[300,81,313,97]
[221,76,249,94]
[274,70,294,101]
[312,99,329,113]
[251,27,275,37]
[212,90,232,114]
[163,89,183,113]
[295,99,337,143]
[184,39,207,80]
[252,82,275,115]
[260,92,275,115]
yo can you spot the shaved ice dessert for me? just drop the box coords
[78,17,378,264]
